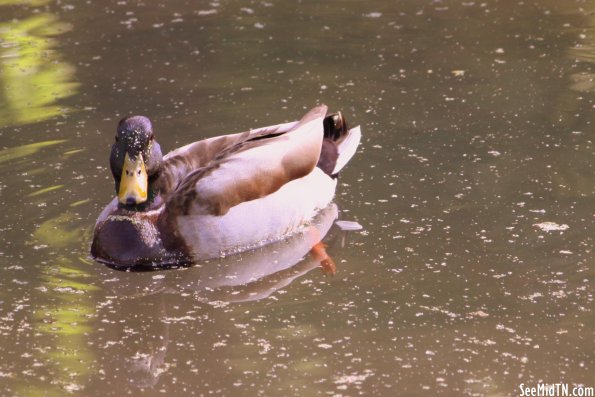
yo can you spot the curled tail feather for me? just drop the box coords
[317,112,361,177]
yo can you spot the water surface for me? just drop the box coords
[0,0,593,396]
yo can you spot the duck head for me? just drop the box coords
[110,116,163,206]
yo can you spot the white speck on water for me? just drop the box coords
[63,383,82,393]
[163,316,196,323]
[335,220,363,231]
[152,274,165,280]
[496,324,516,333]
[488,150,501,156]
[364,12,382,18]
[521,292,543,302]
[467,310,489,318]
[207,300,229,308]
[257,339,271,354]
[334,370,374,385]
[197,9,217,16]
[53,286,84,295]
[254,22,265,29]
[533,222,569,232]
[469,337,496,346]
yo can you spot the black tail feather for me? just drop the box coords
[318,112,349,177]
[322,112,349,141]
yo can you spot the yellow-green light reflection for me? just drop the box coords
[0,13,78,126]
[21,212,98,395]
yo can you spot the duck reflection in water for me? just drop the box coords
[96,203,358,389]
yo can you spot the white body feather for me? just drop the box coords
[176,167,336,260]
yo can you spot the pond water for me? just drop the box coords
[0,0,593,395]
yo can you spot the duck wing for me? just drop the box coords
[157,120,298,194]
[166,104,328,216]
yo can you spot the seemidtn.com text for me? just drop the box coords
[519,384,594,397]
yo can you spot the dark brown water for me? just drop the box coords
[0,0,593,396]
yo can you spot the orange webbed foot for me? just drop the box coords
[310,241,337,275]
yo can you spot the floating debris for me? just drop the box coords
[335,220,363,231]
[334,369,374,386]
[197,9,217,16]
[533,222,569,232]
[467,310,489,318]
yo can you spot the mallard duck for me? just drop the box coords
[91,105,361,267]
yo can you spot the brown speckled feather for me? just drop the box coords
[166,105,327,216]
[156,131,249,196]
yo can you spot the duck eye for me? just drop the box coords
[137,169,142,176]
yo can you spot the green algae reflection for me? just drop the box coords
[0,13,78,126]
[0,0,51,5]
[0,139,67,164]
[23,212,98,395]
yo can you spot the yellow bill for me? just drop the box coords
[118,152,148,205]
